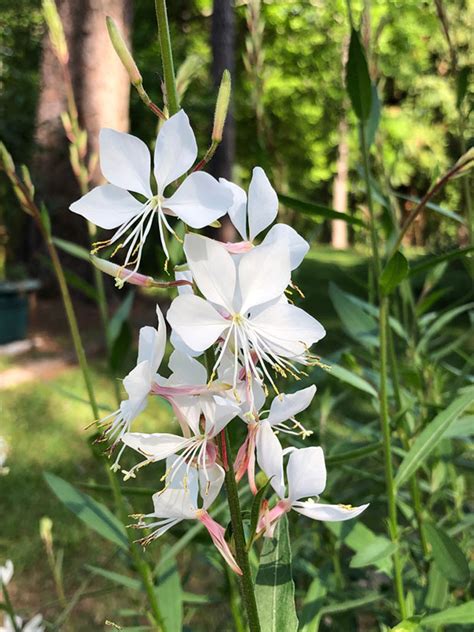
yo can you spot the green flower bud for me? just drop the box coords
[106,16,142,87]
[43,0,68,65]
[212,70,231,143]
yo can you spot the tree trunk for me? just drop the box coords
[331,116,349,249]
[210,0,236,242]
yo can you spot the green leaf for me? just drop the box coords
[44,472,128,550]
[109,321,133,374]
[248,478,273,548]
[424,523,470,586]
[422,601,474,627]
[299,576,327,632]
[278,193,364,227]
[107,291,135,348]
[444,415,474,438]
[417,303,474,353]
[380,252,409,295]
[52,237,91,262]
[346,29,372,121]
[394,387,474,489]
[327,521,392,575]
[320,360,377,398]
[155,548,183,632]
[425,562,448,612]
[256,514,299,632]
[409,247,474,277]
[325,442,381,465]
[366,82,381,147]
[456,67,470,109]
[350,538,398,569]
[393,192,465,225]
[40,204,52,238]
[329,283,378,347]
[85,565,140,590]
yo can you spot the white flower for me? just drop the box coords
[131,455,241,574]
[167,233,325,397]
[70,110,232,273]
[256,436,369,537]
[235,385,316,493]
[0,560,13,585]
[220,166,309,270]
[0,615,44,632]
[0,437,9,476]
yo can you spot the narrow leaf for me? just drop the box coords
[422,601,474,627]
[329,283,378,347]
[248,478,273,547]
[53,237,91,262]
[409,247,474,277]
[155,548,183,632]
[107,291,135,347]
[366,82,381,147]
[256,514,299,632]
[425,563,448,612]
[85,565,140,590]
[44,472,128,550]
[327,522,392,575]
[380,251,409,295]
[278,193,364,227]
[320,360,377,398]
[394,387,474,488]
[424,523,470,586]
[350,538,398,569]
[346,29,372,121]
[456,67,469,109]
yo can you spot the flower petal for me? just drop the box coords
[261,223,309,271]
[122,431,191,461]
[151,488,196,520]
[256,420,286,498]
[137,306,166,375]
[154,110,197,192]
[219,178,248,240]
[250,302,326,358]
[293,501,369,522]
[199,463,225,509]
[287,446,326,501]
[167,294,229,353]
[238,241,291,314]
[168,349,207,385]
[165,172,230,228]
[184,233,236,312]
[123,361,153,401]
[99,128,152,197]
[267,385,316,427]
[70,184,143,229]
[247,167,278,241]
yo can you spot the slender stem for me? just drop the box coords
[379,296,407,618]
[359,124,381,278]
[1,583,21,632]
[154,0,179,116]
[221,429,261,632]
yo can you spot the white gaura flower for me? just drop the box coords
[167,233,325,397]
[131,455,241,574]
[0,560,13,585]
[0,615,44,632]
[70,110,232,273]
[234,385,316,494]
[256,435,369,537]
[220,166,309,270]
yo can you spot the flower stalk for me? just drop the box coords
[154,0,180,116]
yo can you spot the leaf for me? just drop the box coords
[422,601,474,627]
[278,193,364,227]
[391,618,423,632]
[425,563,448,612]
[299,576,327,632]
[393,192,465,225]
[107,291,135,348]
[380,252,409,295]
[327,521,392,575]
[366,82,381,147]
[109,321,133,374]
[44,472,128,550]
[394,387,474,488]
[85,565,141,590]
[424,523,470,586]
[256,514,299,632]
[248,478,273,547]
[444,415,474,438]
[350,538,398,569]
[329,283,378,347]
[155,548,183,632]
[52,237,91,262]
[456,67,470,109]
[320,360,378,398]
[409,247,474,277]
[325,442,381,465]
[346,29,372,121]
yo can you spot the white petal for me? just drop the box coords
[170,330,201,358]
[167,294,229,353]
[137,306,166,374]
[220,178,248,240]
[99,128,152,197]
[261,223,309,271]
[175,269,194,295]
[203,395,239,436]
[171,395,202,435]
[247,167,278,241]
[70,184,143,229]
[293,502,369,522]
[168,349,207,385]
[122,432,191,461]
[238,241,291,314]
[287,446,326,501]
[23,615,44,632]
[250,303,326,358]
[123,361,153,400]
[165,172,230,228]
[0,560,13,585]
[154,110,197,192]
[267,385,316,426]
[256,421,285,498]
[184,233,236,312]
[151,488,196,520]
[200,463,225,509]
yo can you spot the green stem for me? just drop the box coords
[154,0,179,116]
[359,124,381,278]
[2,583,21,632]
[221,429,261,632]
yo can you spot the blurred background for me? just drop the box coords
[0,0,472,629]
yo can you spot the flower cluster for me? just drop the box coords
[71,111,368,573]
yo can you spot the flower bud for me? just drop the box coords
[106,16,142,87]
[91,255,153,288]
[212,70,231,143]
[43,0,68,65]
[0,142,15,175]
[40,516,53,551]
